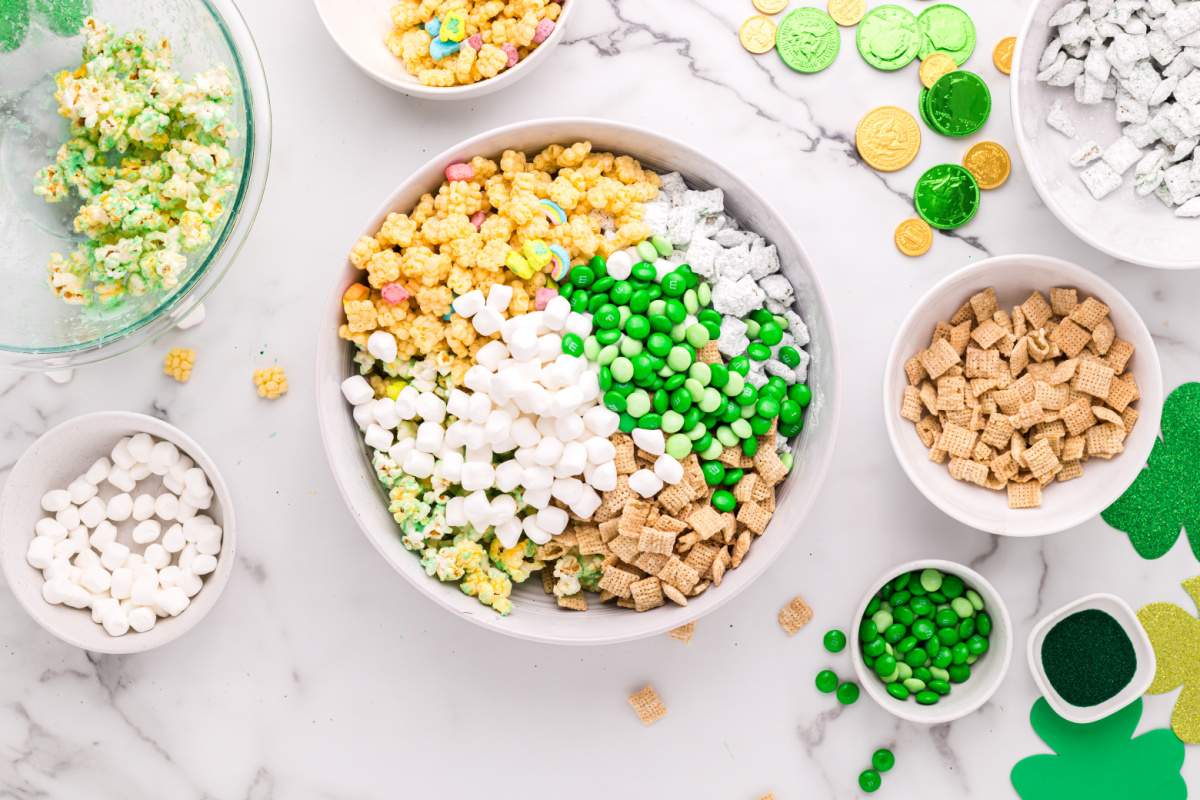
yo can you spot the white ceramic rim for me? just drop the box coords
[850,559,1014,725]
[315,116,843,645]
[311,0,577,100]
[1010,1,1200,270]
[0,411,237,654]
[882,253,1164,536]
[1025,591,1157,724]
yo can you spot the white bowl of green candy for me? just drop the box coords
[851,559,1013,725]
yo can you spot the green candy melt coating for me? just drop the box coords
[776,8,840,74]
[856,4,921,71]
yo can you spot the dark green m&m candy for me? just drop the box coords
[914,164,980,230]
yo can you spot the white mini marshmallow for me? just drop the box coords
[415,421,444,453]
[154,493,180,521]
[106,493,133,522]
[195,526,222,556]
[91,597,119,625]
[26,537,53,569]
[99,541,130,571]
[472,307,504,337]
[84,457,111,485]
[132,519,162,545]
[555,413,585,442]
[536,506,569,536]
[367,330,398,363]
[149,441,180,474]
[628,469,664,498]
[522,515,552,545]
[352,403,375,431]
[434,449,464,483]
[605,249,633,279]
[654,455,684,485]
[559,442,588,476]
[128,606,156,633]
[101,608,130,637]
[522,486,552,509]
[67,478,97,505]
[446,388,471,420]
[563,311,592,338]
[583,406,620,437]
[364,424,394,451]
[476,340,508,370]
[460,462,495,491]
[341,375,375,406]
[80,566,112,594]
[127,433,153,463]
[131,577,158,606]
[543,295,570,329]
[495,517,523,549]
[463,491,491,529]
[511,417,540,448]
[445,496,466,527]
[75,496,103,529]
[41,489,70,513]
[467,392,492,423]
[132,493,156,522]
[372,398,399,430]
[584,436,616,465]
[509,327,538,362]
[464,364,493,394]
[494,461,523,492]
[489,494,517,525]
[486,283,513,314]
[551,477,583,505]
[402,449,434,479]
[55,504,80,530]
[109,568,133,600]
[35,517,67,541]
[533,436,563,466]
[588,461,618,492]
[177,571,203,598]
[161,523,186,553]
[156,587,190,616]
[90,520,117,551]
[110,438,135,469]
[415,392,447,424]
[130,463,153,482]
[570,486,602,520]
[107,466,135,493]
[632,428,666,456]
[452,289,485,318]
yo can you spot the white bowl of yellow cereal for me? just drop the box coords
[315,118,841,644]
[313,0,576,99]
[883,254,1162,537]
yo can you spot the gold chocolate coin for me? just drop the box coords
[753,0,789,15]
[895,218,933,257]
[993,36,1016,75]
[740,15,777,54]
[856,106,921,172]
[919,52,958,89]
[963,141,1012,189]
[828,0,867,26]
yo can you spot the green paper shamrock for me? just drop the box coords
[0,0,91,52]
[1103,382,1200,561]
[1011,698,1185,800]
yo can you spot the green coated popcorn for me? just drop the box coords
[33,18,239,306]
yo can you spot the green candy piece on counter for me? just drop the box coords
[917,3,976,65]
[925,70,991,137]
[914,163,979,230]
[776,7,840,74]
[856,4,920,71]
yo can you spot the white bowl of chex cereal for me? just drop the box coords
[884,255,1162,537]
[313,0,577,99]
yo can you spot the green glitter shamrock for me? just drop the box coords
[1011,698,1185,800]
[0,0,91,52]
[1102,382,1200,561]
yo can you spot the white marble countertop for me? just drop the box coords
[3,0,1200,797]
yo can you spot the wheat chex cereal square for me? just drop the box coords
[1050,318,1092,358]
[1034,380,1071,411]
[687,505,726,540]
[950,300,974,325]
[919,338,961,379]
[1049,358,1079,385]
[928,447,948,464]
[1104,338,1134,374]
[558,593,588,611]
[950,320,973,354]
[991,451,1019,482]
[1008,480,1043,509]
[1057,461,1084,482]
[937,376,967,411]
[634,551,671,576]
[970,287,998,322]
[1086,422,1126,458]
[1106,374,1139,412]
[1050,287,1078,316]
[1072,359,1116,398]
[1024,438,1062,480]
[949,457,990,486]
[1121,406,1139,434]
[608,535,641,564]
[638,526,677,556]
[937,422,978,458]
[969,318,1004,349]
[698,340,722,363]
[599,565,640,599]
[733,473,759,504]
[901,386,924,422]
[1062,435,1086,462]
[736,501,771,535]
[630,577,665,612]
[1093,405,1124,427]
[659,555,701,594]
[1021,291,1054,328]
[1015,399,1046,431]
[1069,296,1110,330]
[628,685,668,725]
[778,595,814,636]
[981,413,1015,448]
[1061,396,1098,436]
[972,439,995,463]
[965,347,1002,379]
[905,356,927,386]
[753,447,788,485]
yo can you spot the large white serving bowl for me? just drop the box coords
[883,254,1162,537]
[1012,0,1200,269]
[0,412,237,654]
[313,0,576,100]
[316,118,841,645]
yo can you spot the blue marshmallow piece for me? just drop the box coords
[429,36,460,61]
[424,17,441,37]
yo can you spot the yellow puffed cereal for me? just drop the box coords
[253,366,289,400]
[384,0,563,87]
[163,348,195,383]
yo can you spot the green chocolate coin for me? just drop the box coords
[914,164,980,230]
[856,5,920,72]
[925,70,991,137]
[917,4,976,65]
[776,8,840,74]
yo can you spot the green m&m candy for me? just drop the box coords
[914,164,980,230]
[856,5,920,71]
[776,8,840,74]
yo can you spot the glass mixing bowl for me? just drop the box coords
[0,0,270,370]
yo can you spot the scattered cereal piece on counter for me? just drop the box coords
[778,594,814,635]
[628,685,668,725]
[668,621,696,643]
[163,349,196,383]
[253,366,289,400]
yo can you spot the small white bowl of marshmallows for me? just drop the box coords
[0,411,235,654]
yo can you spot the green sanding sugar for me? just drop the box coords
[1041,609,1136,708]
[35,0,92,37]
[0,0,30,52]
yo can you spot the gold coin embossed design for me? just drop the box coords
[740,15,778,54]
[895,218,933,256]
[993,36,1016,75]
[828,0,867,26]
[962,141,1012,189]
[919,51,958,89]
[855,106,921,172]
[753,0,789,15]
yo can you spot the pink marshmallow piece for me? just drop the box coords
[466,34,483,50]
[381,283,410,305]
[444,162,475,182]
[532,18,555,44]
[469,211,487,230]
[502,43,519,68]
[534,288,558,311]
